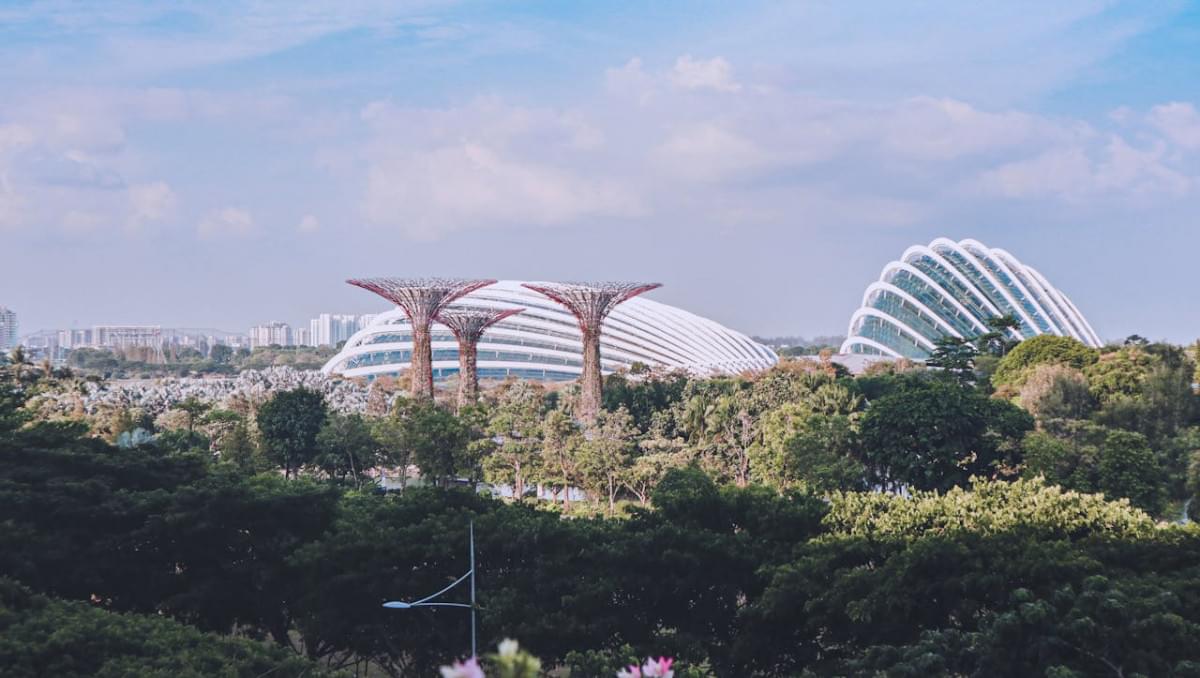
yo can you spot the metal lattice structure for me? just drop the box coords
[347,278,496,400]
[521,281,661,420]
[840,237,1102,360]
[436,307,525,410]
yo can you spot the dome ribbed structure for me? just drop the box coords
[841,237,1101,360]
[323,281,777,390]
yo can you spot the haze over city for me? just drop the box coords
[3,1,1200,342]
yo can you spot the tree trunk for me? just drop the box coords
[456,339,477,411]
[579,327,602,422]
[410,320,434,401]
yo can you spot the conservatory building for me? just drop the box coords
[322,280,777,381]
[841,237,1102,360]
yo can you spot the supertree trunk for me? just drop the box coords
[437,307,524,412]
[410,318,434,401]
[521,281,661,423]
[579,326,603,421]
[346,278,496,402]
[456,338,478,411]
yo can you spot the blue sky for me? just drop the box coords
[3,1,1200,342]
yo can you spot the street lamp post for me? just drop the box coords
[382,521,477,658]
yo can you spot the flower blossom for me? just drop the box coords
[440,657,485,678]
[498,638,520,658]
[641,656,674,678]
[616,666,641,678]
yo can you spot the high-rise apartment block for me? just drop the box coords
[249,322,293,348]
[308,313,376,347]
[0,307,17,352]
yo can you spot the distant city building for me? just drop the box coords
[92,325,164,350]
[294,327,312,347]
[0,307,17,352]
[841,237,1101,360]
[309,313,377,347]
[56,328,93,349]
[323,280,777,382]
[249,322,293,348]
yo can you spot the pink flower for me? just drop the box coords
[616,665,642,678]
[641,657,674,678]
[440,657,485,678]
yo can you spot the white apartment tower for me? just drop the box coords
[249,322,293,348]
[0,307,17,352]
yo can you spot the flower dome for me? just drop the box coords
[323,280,777,380]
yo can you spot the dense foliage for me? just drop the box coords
[3,334,1200,675]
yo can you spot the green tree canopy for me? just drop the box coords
[993,335,1100,387]
[859,376,1033,491]
[255,388,327,477]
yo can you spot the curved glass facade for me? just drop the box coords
[841,238,1101,360]
[323,280,778,381]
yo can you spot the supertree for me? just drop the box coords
[346,278,495,401]
[436,307,524,411]
[521,281,661,421]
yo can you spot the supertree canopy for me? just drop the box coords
[347,278,495,400]
[521,281,661,421]
[436,307,524,410]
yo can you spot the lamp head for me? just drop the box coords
[382,601,412,609]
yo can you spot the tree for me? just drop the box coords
[603,371,688,432]
[1018,363,1093,424]
[256,388,327,478]
[1085,346,1159,403]
[859,375,1033,491]
[217,419,269,473]
[540,409,582,508]
[577,407,639,515]
[973,314,1022,357]
[371,413,412,490]
[316,413,379,487]
[926,335,978,381]
[484,381,546,500]
[0,579,334,678]
[704,392,757,487]
[625,445,692,506]
[993,335,1100,387]
[172,396,211,436]
[1097,429,1164,514]
[400,401,471,486]
[209,343,234,364]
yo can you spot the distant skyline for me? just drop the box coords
[4,2,1200,343]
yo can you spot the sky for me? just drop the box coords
[3,1,1200,343]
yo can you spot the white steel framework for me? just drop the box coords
[323,280,777,382]
[841,238,1100,360]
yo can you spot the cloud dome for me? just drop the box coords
[841,237,1101,360]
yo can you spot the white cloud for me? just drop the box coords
[653,122,770,182]
[0,173,22,229]
[977,147,1094,198]
[671,55,741,92]
[127,181,176,231]
[198,207,255,239]
[0,124,35,155]
[363,141,638,239]
[881,97,1066,160]
[1147,102,1200,149]
[358,98,640,239]
[298,214,320,232]
[976,135,1190,200]
[61,210,104,234]
[605,58,656,104]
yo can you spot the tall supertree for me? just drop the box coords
[346,278,495,401]
[436,307,524,411]
[521,281,661,421]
